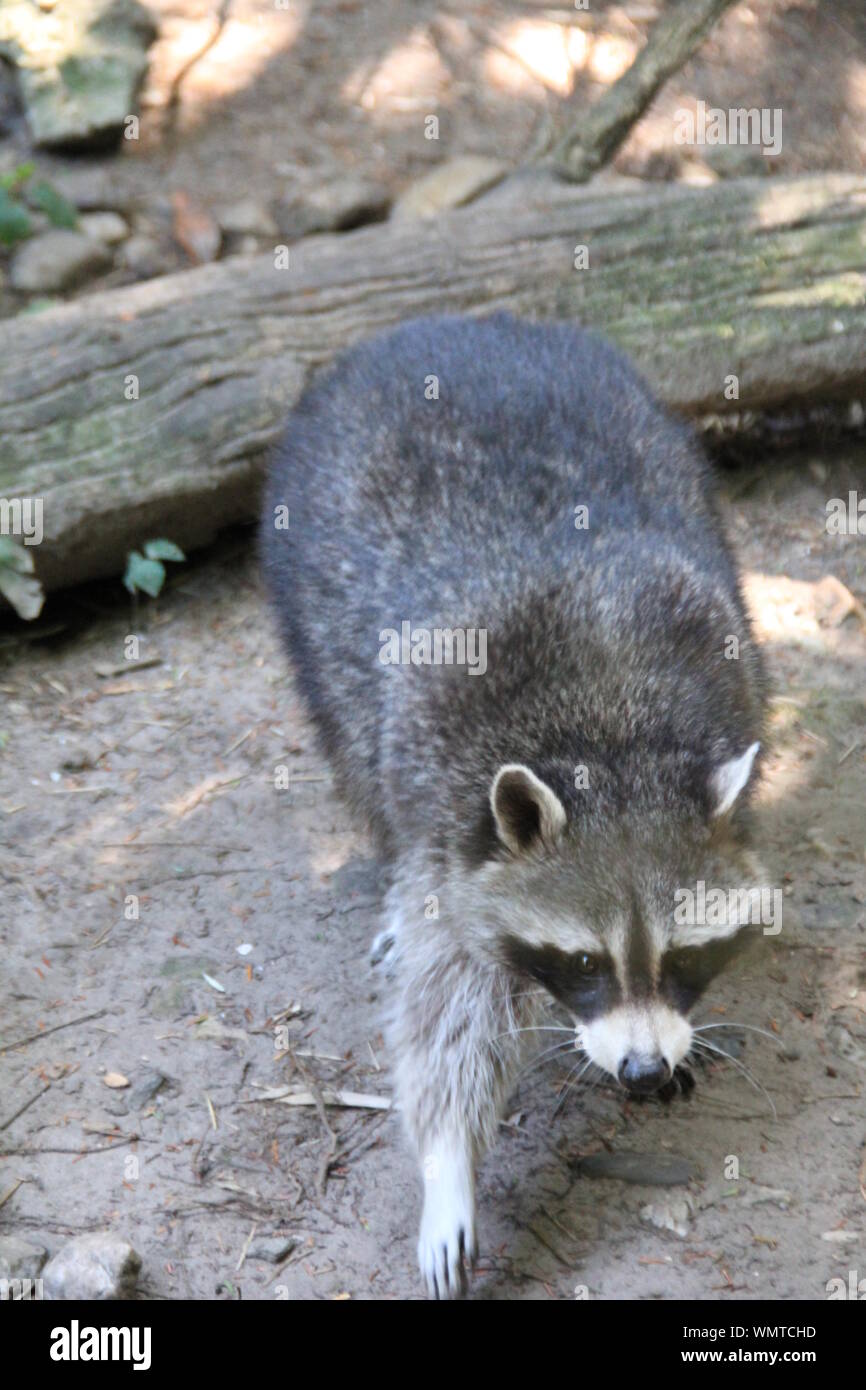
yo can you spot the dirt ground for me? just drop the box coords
[1,0,866,1302]
[1,448,865,1300]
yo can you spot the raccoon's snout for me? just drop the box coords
[618,1052,671,1095]
[579,1005,693,1090]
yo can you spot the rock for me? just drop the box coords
[42,1232,140,1300]
[640,1196,694,1238]
[126,1068,171,1109]
[273,174,390,241]
[248,1236,296,1263]
[225,235,260,258]
[47,167,131,213]
[216,199,277,239]
[79,211,129,245]
[392,156,508,220]
[9,230,112,292]
[118,233,170,279]
[827,1019,866,1069]
[0,1235,48,1281]
[0,0,157,150]
[573,1152,698,1186]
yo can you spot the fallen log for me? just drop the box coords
[1,172,865,594]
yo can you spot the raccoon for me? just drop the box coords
[261,313,767,1298]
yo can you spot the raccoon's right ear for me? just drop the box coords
[490,764,566,855]
[709,741,761,817]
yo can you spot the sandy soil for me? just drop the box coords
[1,446,865,1300]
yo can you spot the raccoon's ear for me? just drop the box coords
[710,741,760,817]
[490,764,566,854]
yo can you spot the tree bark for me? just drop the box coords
[2,172,865,594]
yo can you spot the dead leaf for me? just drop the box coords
[172,191,221,264]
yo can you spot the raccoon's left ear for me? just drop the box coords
[490,764,566,854]
[710,742,760,817]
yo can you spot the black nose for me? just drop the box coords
[618,1053,671,1095]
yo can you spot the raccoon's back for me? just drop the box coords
[260,314,757,825]
[262,313,726,625]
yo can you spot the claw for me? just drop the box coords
[417,1144,477,1299]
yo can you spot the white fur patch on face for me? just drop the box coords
[505,908,602,956]
[578,1004,692,1080]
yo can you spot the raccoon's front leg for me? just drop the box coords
[390,937,536,1298]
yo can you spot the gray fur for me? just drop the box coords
[261,313,767,1296]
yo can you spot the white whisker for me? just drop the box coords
[693,1022,783,1046]
[690,1037,777,1119]
[512,1039,576,1087]
[491,1024,574,1043]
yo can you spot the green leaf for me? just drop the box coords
[0,162,35,192]
[0,189,31,245]
[124,551,166,597]
[144,538,186,563]
[30,181,79,229]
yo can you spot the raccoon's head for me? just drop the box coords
[472,745,764,1095]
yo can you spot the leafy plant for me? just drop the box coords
[124,539,186,598]
[30,181,79,229]
[0,162,35,192]
[0,163,78,246]
[0,188,31,246]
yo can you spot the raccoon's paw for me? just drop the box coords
[369,928,397,972]
[417,1153,477,1299]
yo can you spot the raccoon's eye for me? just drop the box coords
[576,952,600,977]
